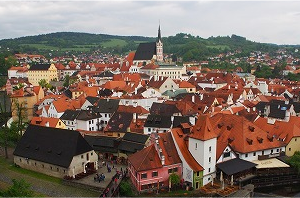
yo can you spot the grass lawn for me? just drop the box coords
[101,39,127,48]
[0,155,99,197]
[207,45,230,50]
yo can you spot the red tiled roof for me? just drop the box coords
[190,114,218,141]
[171,128,203,171]
[254,116,300,144]
[128,144,162,171]
[210,113,286,154]
[30,117,62,128]
[158,132,182,166]
[117,105,149,114]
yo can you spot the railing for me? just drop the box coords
[100,170,127,197]
[257,151,285,160]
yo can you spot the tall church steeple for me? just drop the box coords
[156,24,163,62]
[157,24,162,42]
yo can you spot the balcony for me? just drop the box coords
[257,151,285,160]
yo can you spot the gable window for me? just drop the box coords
[152,171,158,177]
[197,171,200,177]
[168,168,173,174]
[141,173,147,179]
[208,168,211,173]
[223,152,230,158]
[289,148,291,151]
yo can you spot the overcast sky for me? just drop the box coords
[1,1,300,45]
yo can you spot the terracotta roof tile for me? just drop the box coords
[128,144,162,171]
[171,128,203,171]
[210,113,286,154]
[190,114,218,141]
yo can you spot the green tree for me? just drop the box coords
[63,75,70,87]
[11,99,28,139]
[287,151,300,174]
[169,173,180,186]
[0,179,34,197]
[38,79,48,88]
[119,180,134,196]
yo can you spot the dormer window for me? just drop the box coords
[227,124,233,130]
[246,138,253,145]
[248,126,255,132]
[257,136,263,143]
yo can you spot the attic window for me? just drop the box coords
[248,126,255,132]
[267,134,274,142]
[217,123,224,129]
[227,124,233,130]
[246,138,253,145]
[196,127,201,131]
[257,136,263,143]
[35,146,39,151]
[228,137,235,143]
[25,144,30,149]
[57,151,62,155]
[47,149,52,153]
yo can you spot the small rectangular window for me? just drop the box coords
[152,171,158,177]
[141,173,147,179]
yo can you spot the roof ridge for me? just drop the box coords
[137,144,155,171]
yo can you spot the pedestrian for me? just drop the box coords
[114,177,118,184]
[121,167,123,172]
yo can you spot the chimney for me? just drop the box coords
[45,122,49,127]
[192,95,195,103]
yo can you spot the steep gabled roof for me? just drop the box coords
[158,132,181,166]
[210,113,286,154]
[133,42,156,61]
[13,125,93,168]
[144,114,172,128]
[105,112,133,132]
[60,109,81,121]
[30,117,62,128]
[128,144,162,171]
[190,114,218,141]
[96,99,120,113]
[171,128,203,171]
[150,102,180,116]
[29,64,52,71]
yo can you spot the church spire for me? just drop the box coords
[157,24,162,42]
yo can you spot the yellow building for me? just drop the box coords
[10,86,45,122]
[28,63,58,86]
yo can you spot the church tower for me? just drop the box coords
[156,25,163,62]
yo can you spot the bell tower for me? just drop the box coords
[156,24,163,62]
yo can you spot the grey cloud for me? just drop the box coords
[0,1,300,44]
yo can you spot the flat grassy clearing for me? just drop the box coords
[101,39,127,48]
[207,45,230,50]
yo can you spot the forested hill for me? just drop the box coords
[0,32,285,61]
